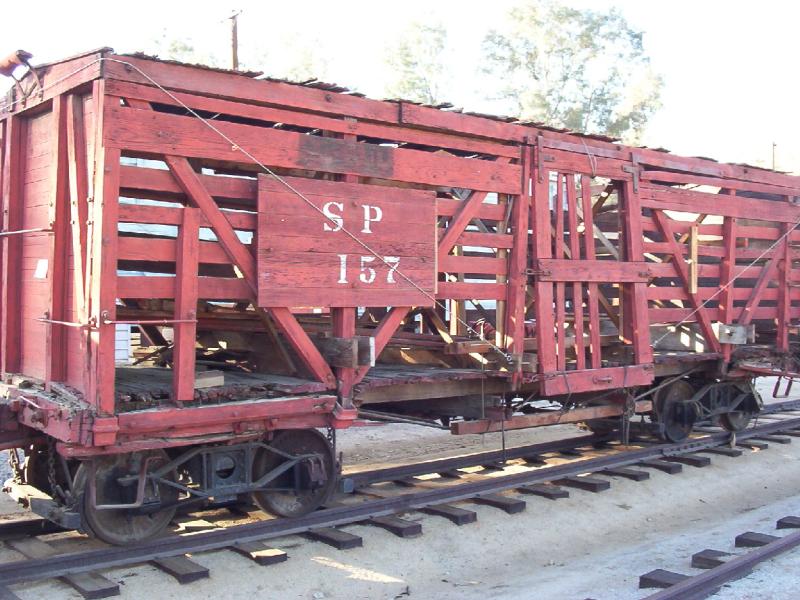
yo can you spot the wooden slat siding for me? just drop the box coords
[737,239,785,327]
[536,260,649,283]
[646,286,784,302]
[720,211,738,359]
[532,164,557,374]
[778,220,792,351]
[649,306,795,324]
[117,276,249,299]
[620,180,654,364]
[438,159,513,256]
[438,255,507,275]
[120,165,256,206]
[166,157,258,286]
[118,235,230,264]
[106,105,522,195]
[437,198,506,221]
[543,149,630,183]
[173,209,199,401]
[120,164,506,222]
[641,184,800,223]
[503,146,531,378]
[107,79,519,159]
[1,116,23,375]
[160,155,334,386]
[581,176,602,369]
[555,174,566,371]
[89,80,122,414]
[118,202,255,230]
[454,231,514,249]
[45,96,70,385]
[105,54,800,192]
[640,169,800,198]
[436,283,506,300]
[353,307,410,384]
[653,210,721,354]
[566,174,585,370]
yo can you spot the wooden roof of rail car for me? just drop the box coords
[2,47,799,194]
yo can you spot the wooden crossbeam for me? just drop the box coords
[653,210,721,353]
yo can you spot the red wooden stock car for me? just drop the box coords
[0,48,797,543]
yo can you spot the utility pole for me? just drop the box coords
[229,10,242,70]
[772,142,777,171]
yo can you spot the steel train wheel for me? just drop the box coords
[251,429,336,518]
[719,410,752,432]
[74,449,178,546]
[655,380,697,443]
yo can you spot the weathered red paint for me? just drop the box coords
[0,49,796,458]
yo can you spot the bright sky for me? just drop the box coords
[3,0,798,171]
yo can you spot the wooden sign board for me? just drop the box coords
[257,175,437,308]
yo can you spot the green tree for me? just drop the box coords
[482,1,662,143]
[384,22,448,104]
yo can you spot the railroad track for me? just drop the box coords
[1,407,799,598]
[640,516,800,599]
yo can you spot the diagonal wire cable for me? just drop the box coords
[2,57,513,360]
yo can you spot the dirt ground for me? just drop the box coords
[1,379,799,599]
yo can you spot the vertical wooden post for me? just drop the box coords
[332,127,359,405]
[66,94,91,394]
[777,217,792,352]
[1,115,24,376]
[173,208,199,401]
[87,81,120,415]
[45,95,70,386]
[554,174,566,371]
[719,210,737,362]
[620,180,653,364]
[566,174,585,370]
[504,145,531,383]
[532,157,556,375]
[581,176,602,369]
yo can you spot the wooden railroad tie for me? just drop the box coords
[516,483,570,499]
[230,541,288,565]
[470,493,526,514]
[637,459,683,474]
[639,568,689,589]
[419,504,477,525]
[551,475,610,493]
[150,556,210,584]
[306,527,363,550]
[661,454,711,468]
[6,538,119,599]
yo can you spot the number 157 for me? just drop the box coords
[337,254,400,284]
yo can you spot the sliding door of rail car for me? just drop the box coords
[531,169,654,396]
[638,180,799,360]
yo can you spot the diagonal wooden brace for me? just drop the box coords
[165,155,335,387]
[653,210,721,353]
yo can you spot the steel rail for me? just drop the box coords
[644,528,800,600]
[1,415,798,587]
[343,432,610,489]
